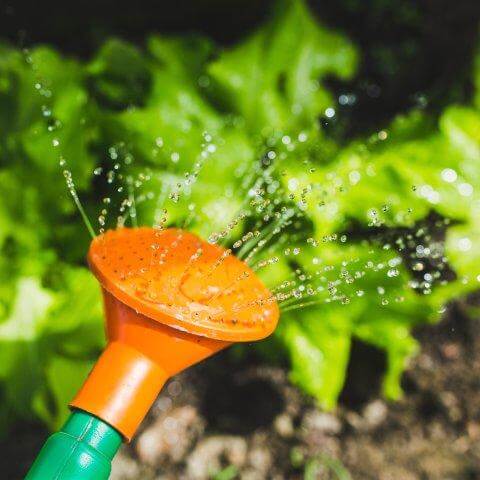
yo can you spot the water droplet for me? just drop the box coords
[441,168,457,183]
[325,107,335,118]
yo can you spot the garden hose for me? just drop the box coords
[26,227,279,479]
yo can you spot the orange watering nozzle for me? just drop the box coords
[27,227,279,479]
[70,227,279,441]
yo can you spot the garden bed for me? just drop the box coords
[5,301,479,480]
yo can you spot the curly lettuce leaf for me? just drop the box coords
[0,268,103,431]
[0,278,54,423]
[87,39,151,109]
[208,0,358,135]
[1,0,480,429]
[281,310,352,410]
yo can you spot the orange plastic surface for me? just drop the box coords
[71,290,229,440]
[88,227,279,341]
[72,227,280,440]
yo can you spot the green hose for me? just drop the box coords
[25,410,122,480]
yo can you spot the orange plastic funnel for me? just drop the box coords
[71,227,279,440]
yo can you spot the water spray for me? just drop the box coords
[26,227,279,479]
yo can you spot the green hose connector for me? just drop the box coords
[25,410,122,480]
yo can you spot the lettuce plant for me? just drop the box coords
[0,0,479,431]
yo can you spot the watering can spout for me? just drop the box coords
[71,289,230,441]
[26,228,278,480]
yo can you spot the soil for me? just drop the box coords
[3,302,480,480]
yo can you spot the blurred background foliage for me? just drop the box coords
[0,0,480,434]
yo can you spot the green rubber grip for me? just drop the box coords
[25,410,122,480]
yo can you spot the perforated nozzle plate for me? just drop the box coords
[88,228,279,341]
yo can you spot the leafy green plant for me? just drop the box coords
[212,465,239,480]
[0,0,479,432]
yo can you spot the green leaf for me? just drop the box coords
[0,268,103,430]
[0,45,83,136]
[2,0,480,429]
[22,85,98,189]
[33,355,94,430]
[440,106,480,186]
[0,278,54,418]
[445,221,480,295]
[131,126,255,235]
[44,266,104,354]
[280,308,352,410]
[208,0,358,134]
[147,35,213,82]
[88,39,151,108]
[354,312,419,400]
[212,465,239,480]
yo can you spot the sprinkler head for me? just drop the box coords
[71,227,279,440]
